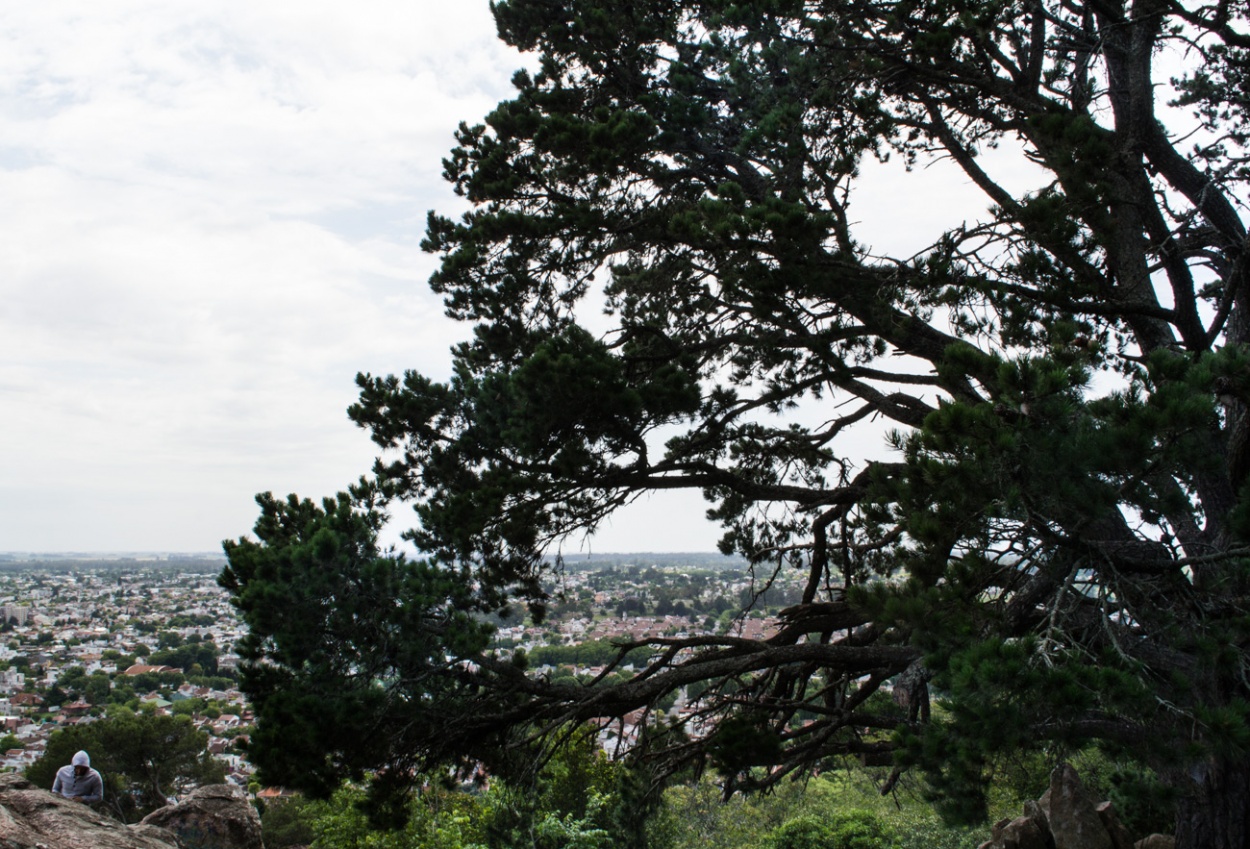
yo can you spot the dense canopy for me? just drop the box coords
[222,0,1250,844]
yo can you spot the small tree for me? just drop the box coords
[26,710,225,822]
[260,795,316,849]
[768,817,839,849]
[769,812,897,849]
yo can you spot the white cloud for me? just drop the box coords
[0,2,1042,555]
[0,1,520,551]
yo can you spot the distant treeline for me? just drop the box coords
[527,640,657,669]
[0,557,225,573]
[1,552,742,575]
[546,552,747,571]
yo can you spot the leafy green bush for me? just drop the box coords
[260,796,315,849]
[827,810,897,849]
[1063,749,1177,838]
[882,809,984,849]
[767,815,835,849]
[766,810,897,849]
[653,771,992,849]
[25,710,224,822]
[304,784,487,849]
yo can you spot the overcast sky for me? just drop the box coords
[0,2,1017,555]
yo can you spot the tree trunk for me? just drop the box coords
[1174,758,1250,849]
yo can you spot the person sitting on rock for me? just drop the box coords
[51,750,103,803]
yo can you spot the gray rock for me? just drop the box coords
[141,784,263,849]
[977,763,1176,849]
[1043,763,1114,849]
[994,814,1054,849]
[0,773,178,849]
[982,797,1054,849]
[1095,801,1135,849]
[0,774,263,849]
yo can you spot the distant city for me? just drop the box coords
[0,553,226,563]
[0,550,799,791]
[0,562,252,786]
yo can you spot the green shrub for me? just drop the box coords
[768,815,834,849]
[828,810,896,849]
[767,810,896,849]
[260,796,315,849]
[885,809,984,849]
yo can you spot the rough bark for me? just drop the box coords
[1173,758,1250,849]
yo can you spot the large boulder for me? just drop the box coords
[981,800,1053,849]
[1040,763,1114,849]
[141,784,263,849]
[1095,801,1135,849]
[980,764,1175,849]
[0,774,263,849]
[0,773,178,849]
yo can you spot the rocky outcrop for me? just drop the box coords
[1039,763,1115,849]
[984,798,1052,849]
[979,764,1174,849]
[142,784,263,849]
[0,773,178,849]
[0,773,261,849]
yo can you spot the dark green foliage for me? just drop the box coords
[297,783,490,849]
[528,640,656,669]
[84,671,111,705]
[127,671,165,693]
[149,641,218,676]
[480,730,641,849]
[767,811,897,849]
[767,816,840,849]
[25,711,224,822]
[220,489,507,825]
[259,796,316,849]
[56,666,87,695]
[654,772,988,849]
[285,731,647,849]
[707,714,784,780]
[225,0,1250,844]
[1104,767,1178,839]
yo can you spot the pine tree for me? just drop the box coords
[224,0,1250,844]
